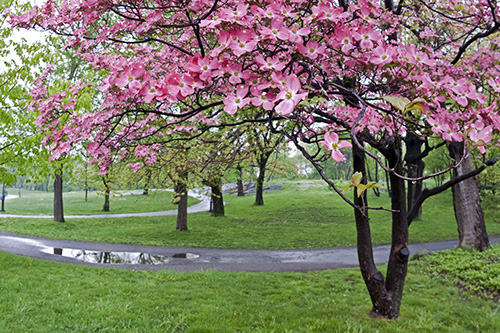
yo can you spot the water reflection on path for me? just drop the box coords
[41,247,200,265]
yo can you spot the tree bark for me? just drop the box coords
[84,164,88,201]
[352,144,391,317]
[404,133,425,219]
[53,170,65,223]
[382,143,410,318]
[143,173,150,195]
[236,165,245,196]
[255,152,271,206]
[211,183,225,216]
[102,176,110,212]
[176,172,188,231]
[448,142,489,251]
[354,139,409,319]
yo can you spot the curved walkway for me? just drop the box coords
[1,231,498,272]
[0,189,211,219]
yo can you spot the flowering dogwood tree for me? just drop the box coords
[8,0,500,318]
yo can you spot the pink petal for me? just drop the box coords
[331,149,345,163]
[275,99,294,115]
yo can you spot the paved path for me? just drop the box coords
[0,189,211,219]
[1,231,497,272]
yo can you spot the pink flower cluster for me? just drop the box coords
[9,0,500,168]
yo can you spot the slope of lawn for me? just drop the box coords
[0,189,199,215]
[0,245,499,332]
[0,180,499,249]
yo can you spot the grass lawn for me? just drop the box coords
[0,181,499,248]
[1,188,198,215]
[1,181,499,331]
[0,246,499,332]
[0,180,499,248]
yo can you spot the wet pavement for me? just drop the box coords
[2,231,498,272]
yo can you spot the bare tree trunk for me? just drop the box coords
[384,158,392,197]
[255,152,271,206]
[448,142,489,251]
[176,172,188,231]
[354,140,409,319]
[143,173,150,195]
[382,145,410,318]
[84,164,88,202]
[53,169,65,223]
[211,183,225,217]
[352,144,390,316]
[236,165,245,196]
[102,176,110,212]
[404,133,425,218]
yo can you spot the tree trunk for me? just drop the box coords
[102,176,110,212]
[382,144,410,318]
[53,170,65,223]
[176,172,188,231]
[354,140,409,319]
[84,165,88,201]
[255,152,271,206]
[143,173,150,195]
[236,165,245,196]
[103,191,110,212]
[448,142,489,251]
[352,144,391,317]
[172,183,180,204]
[404,133,425,219]
[211,184,225,216]
[384,158,392,197]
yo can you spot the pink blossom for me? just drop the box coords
[230,30,258,56]
[210,31,234,56]
[226,63,250,84]
[260,18,289,41]
[255,55,285,71]
[488,78,500,93]
[427,116,448,135]
[298,40,326,60]
[354,26,381,49]
[127,162,142,173]
[275,75,308,116]
[250,87,276,110]
[469,120,493,153]
[140,80,163,103]
[223,86,250,115]
[321,132,352,163]
[270,3,296,17]
[115,64,145,94]
[287,25,310,43]
[370,46,394,65]
[334,27,354,53]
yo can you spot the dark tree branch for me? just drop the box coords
[408,154,500,224]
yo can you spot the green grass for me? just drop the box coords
[0,247,499,332]
[0,181,499,248]
[415,245,500,300]
[1,188,199,215]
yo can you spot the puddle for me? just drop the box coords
[41,247,200,265]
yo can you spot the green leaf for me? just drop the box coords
[341,183,354,195]
[351,172,363,186]
[383,96,427,116]
[382,95,411,112]
[365,181,383,190]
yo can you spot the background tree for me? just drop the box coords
[249,125,285,206]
